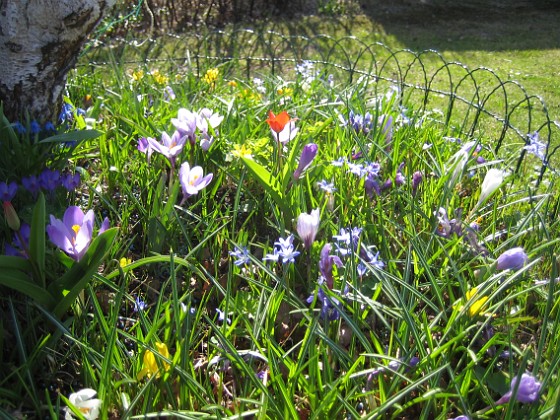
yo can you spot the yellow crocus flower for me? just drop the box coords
[137,342,171,380]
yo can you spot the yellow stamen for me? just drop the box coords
[72,224,81,235]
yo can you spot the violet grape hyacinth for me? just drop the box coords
[147,130,188,168]
[293,143,318,179]
[46,206,109,262]
[496,247,528,271]
[297,208,320,249]
[495,373,541,405]
[178,162,213,201]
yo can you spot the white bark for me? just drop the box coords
[0,0,115,122]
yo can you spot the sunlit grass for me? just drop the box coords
[1,21,560,419]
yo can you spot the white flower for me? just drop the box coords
[297,209,320,249]
[65,388,102,420]
[477,168,508,207]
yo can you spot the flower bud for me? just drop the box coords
[3,201,20,231]
[496,247,528,271]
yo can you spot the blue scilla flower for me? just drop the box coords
[12,121,26,135]
[30,121,41,135]
[59,103,74,124]
[229,245,251,267]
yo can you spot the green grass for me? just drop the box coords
[2,7,560,419]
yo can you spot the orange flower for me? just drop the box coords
[266,110,291,133]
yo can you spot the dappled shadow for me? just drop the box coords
[358,0,560,51]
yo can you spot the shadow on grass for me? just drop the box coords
[357,0,560,51]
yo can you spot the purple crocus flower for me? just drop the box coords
[197,108,224,133]
[147,130,188,168]
[495,373,541,405]
[365,174,381,198]
[319,243,344,289]
[46,206,97,261]
[163,86,176,101]
[5,223,30,258]
[0,181,17,201]
[39,168,60,192]
[412,171,423,195]
[22,175,41,197]
[297,209,320,249]
[293,143,318,180]
[496,247,528,271]
[61,172,81,191]
[137,137,154,163]
[171,108,198,144]
[178,162,213,201]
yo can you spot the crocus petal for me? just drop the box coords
[69,388,98,404]
[99,217,110,234]
[478,168,507,206]
[46,221,75,255]
[293,143,318,179]
[63,206,85,228]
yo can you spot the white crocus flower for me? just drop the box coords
[297,208,320,249]
[477,168,508,207]
[65,388,102,420]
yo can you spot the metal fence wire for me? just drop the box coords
[85,29,559,181]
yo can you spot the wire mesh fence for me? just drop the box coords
[84,29,559,181]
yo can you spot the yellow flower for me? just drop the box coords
[231,144,253,159]
[227,80,238,88]
[137,342,171,380]
[131,69,144,81]
[151,69,169,86]
[465,287,489,317]
[277,87,293,96]
[119,257,131,267]
[203,68,219,86]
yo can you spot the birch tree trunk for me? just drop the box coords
[0,0,115,123]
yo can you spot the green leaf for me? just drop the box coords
[0,255,33,272]
[29,192,46,287]
[49,227,118,318]
[0,269,56,307]
[39,129,103,144]
[240,156,291,218]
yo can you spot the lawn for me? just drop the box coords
[1,2,560,419]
